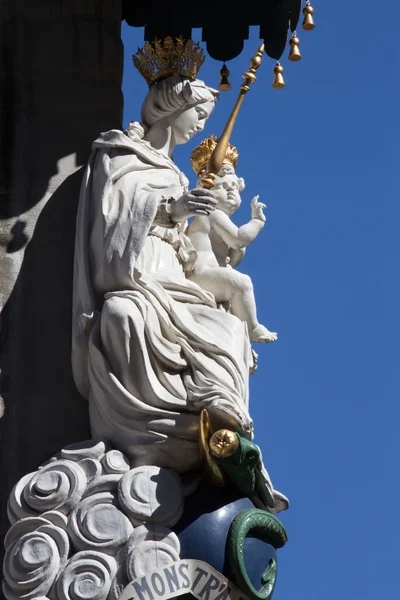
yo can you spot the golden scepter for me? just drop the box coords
[200,44,265,189]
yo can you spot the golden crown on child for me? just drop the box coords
[191,135,239,176]
[132,36,206,87]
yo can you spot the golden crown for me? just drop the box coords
[132,36,205,87]
[191,135,239,177]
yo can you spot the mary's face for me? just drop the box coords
[170,100,214,145]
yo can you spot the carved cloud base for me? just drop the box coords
[3,440,188,600]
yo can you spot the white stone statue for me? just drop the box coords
[186,160,277,343]
[72,73,257,475]
[3,39,289,600]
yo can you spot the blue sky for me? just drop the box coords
[121,4,400,598]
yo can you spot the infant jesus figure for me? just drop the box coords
[186,137,277,343]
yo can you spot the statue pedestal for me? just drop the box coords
[3,440,286,600]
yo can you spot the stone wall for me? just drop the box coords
[0,0,124,564]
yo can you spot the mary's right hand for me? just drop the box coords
[169,189,218,223]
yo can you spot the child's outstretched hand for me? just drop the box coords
[251,195,266,222]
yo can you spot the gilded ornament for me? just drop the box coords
[190,135,239,177]
[302,1,316,30]
[132,36,205,87]
[272,62,285,90]
[218,63,232,91]
[198,410,226,487]
[288,34,302,62]
[199,44,264,189]
[209,429,239,458]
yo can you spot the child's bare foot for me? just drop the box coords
[249,324,278,343]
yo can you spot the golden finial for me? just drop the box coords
[240,43,265,92]
[132,36,205,87]
[191,135,239,177]
[288,33,302,61]
[302,2,316,31]
[200,43,265,189]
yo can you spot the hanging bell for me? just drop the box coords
[272,62,285,90]
[302,1,315,31]
[288,34,302,61]
[218,64,231,91]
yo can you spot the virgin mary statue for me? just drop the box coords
[72,57,261,478]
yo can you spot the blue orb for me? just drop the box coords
[174,486,278,598]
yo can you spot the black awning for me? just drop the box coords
[122,0,302,61]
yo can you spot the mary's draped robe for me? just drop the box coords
[72,129,254,473]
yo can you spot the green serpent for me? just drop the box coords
[209,432,277,510]
[226,508,288,600]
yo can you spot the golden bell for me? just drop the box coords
[302,2,315,31]
[272,62,285,90]
[218,63,231,91]
[288,34,302,61]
